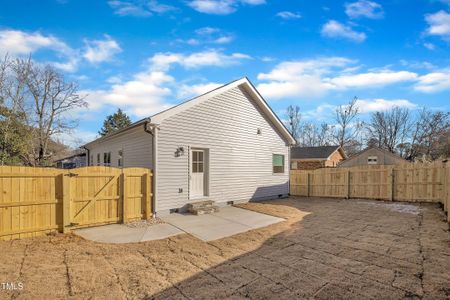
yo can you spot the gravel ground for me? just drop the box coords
[125,218,166,228]
[0,197,449,299]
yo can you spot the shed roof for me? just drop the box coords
[339,146,408,165]
[291,145,343,160]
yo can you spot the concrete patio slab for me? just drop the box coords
[74,223,183,244]
[161,206,284,241]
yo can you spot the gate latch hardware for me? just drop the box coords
[64,173,79,177]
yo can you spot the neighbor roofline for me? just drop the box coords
[326,146,347,160]
[83,118,150,148]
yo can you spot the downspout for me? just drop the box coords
[81,146,90,166]
[143,120,158,217]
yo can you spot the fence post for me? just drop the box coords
[390,168,395,201]
[144,172,152,220]
[62,173,71,233]
[307,173,311,197]
[347,170,351,199]
[122,172,127,223]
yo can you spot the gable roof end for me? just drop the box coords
[150,77,296,144]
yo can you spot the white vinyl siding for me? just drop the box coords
[157,86,289,212]
[87,126,153,169]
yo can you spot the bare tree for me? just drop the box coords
[333,97,360,151]
[298,122,332,147]
[17,60,87,166]
[402,108,449,160]
[366,107,410,154]
[286,105,301,143]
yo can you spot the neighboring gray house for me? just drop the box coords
[338,146,408,167]
[83,78,296,215]
[54,151,87,169]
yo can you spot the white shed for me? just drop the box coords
[83,78,295,215]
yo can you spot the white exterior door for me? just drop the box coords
[190,149,205,198]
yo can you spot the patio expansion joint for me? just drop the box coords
[100,247,129,299]
[62,247,74,297]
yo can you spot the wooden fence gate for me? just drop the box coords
[0,166,153,240]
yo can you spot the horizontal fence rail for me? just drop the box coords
[290,162,450,222]
[0,166,153,241]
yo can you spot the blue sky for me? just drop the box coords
[1,0,449,145]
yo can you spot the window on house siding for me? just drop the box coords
[118,150,123,167]
[104,152,111,166]
[97,153,100,166]
[90,155,93,166]
[273,154,285,173]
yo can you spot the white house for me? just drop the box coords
[83,78,296,215]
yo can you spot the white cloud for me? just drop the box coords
[276,11,301,20]
[345,0,383,19]
[178,27,234,45]
[256,57,421,99]
[399,60,436,70]
[187,0,264,15]
[257,57,354,99]
[108,0,176,17]
[327,71,418,88]
[188,0,237,14]
[0,29,79,72]
[321,20,366,42]
[0,29,71,55]
[241,0,265,4]
[303,99,416,122]
[414,71,450,93]
[213,36,234,44]
[177,82,222,99]
[425,10,450,39]
[424,43,436,50]
[355,98,417,113]
[195,27,220,35]
[150,50,251,71]
[83,35,122,63]
[82,71,174,118]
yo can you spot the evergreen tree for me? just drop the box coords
[0,105,30,165]
[99,108,132,136]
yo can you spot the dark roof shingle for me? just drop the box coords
[291,145,341,160]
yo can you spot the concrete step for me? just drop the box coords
[190,205,220,215]
[187,200,215,210]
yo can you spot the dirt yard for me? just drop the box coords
[1,197,449,299]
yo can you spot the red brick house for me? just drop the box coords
[290,146,346,170]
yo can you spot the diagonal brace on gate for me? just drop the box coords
[73,174,120,220]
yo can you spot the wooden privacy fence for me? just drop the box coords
[290,162,450,222]
[0,166,153,241]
